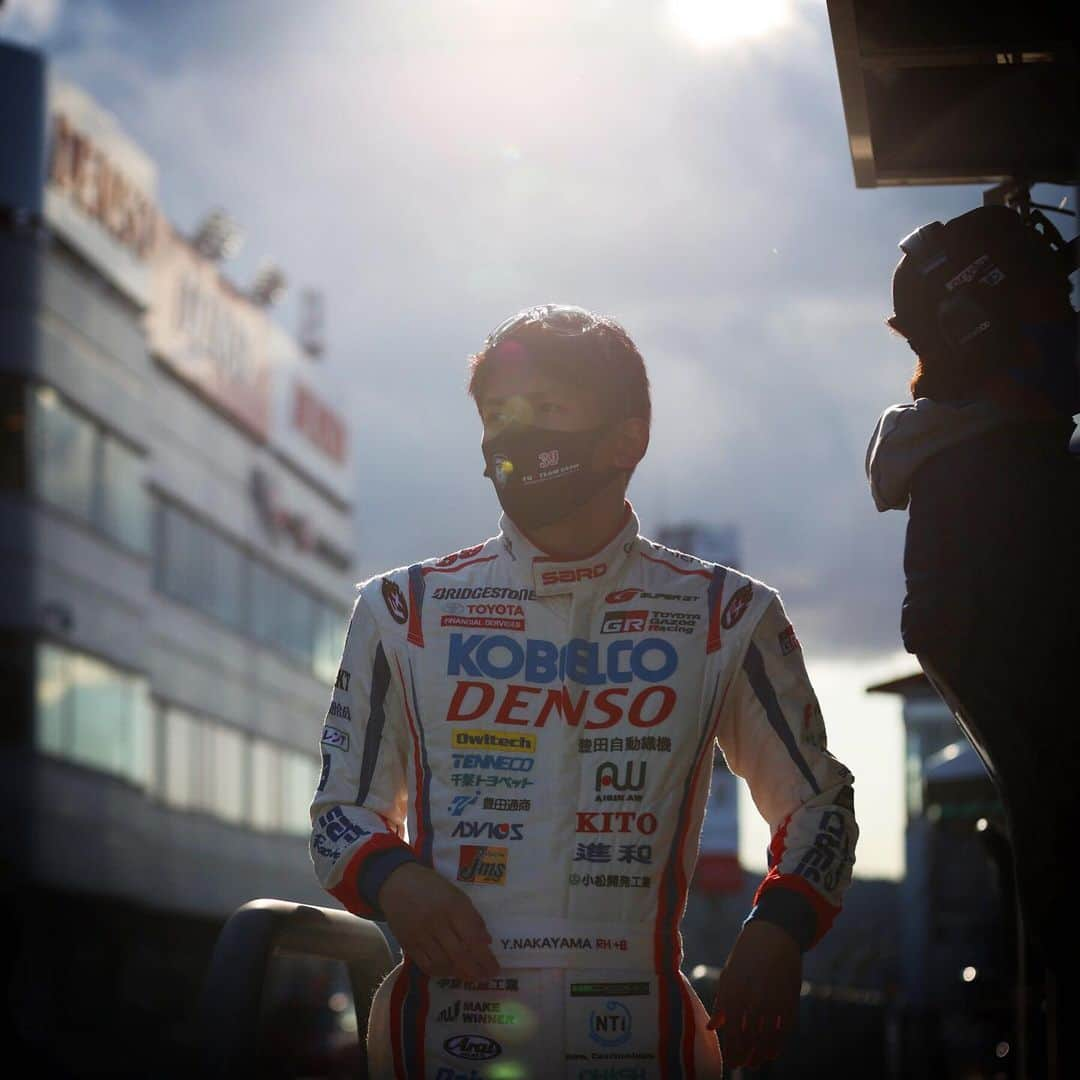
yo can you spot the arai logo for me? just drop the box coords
[443,1033,502,1060]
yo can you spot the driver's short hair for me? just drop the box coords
[467,310,652,429]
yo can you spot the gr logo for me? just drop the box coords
[600,610,648,634]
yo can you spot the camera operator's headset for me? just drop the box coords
[888,207,1078,358]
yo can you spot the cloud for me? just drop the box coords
[0,0,65,41]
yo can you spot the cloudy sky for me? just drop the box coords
[4,0,1074,879]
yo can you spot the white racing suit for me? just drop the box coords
[309,507,857,1078]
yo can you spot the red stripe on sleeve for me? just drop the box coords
[328,832,413,918]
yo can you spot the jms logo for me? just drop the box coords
[594,761,646,802]
[457,845,508,885]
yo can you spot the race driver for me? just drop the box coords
[309,304,859,1078]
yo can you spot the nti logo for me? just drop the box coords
[600,610,648,634]
[588,1000,633,1048]
[594,761,646,802]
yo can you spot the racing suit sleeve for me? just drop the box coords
[309,592,417,920]
[715,593,858,951]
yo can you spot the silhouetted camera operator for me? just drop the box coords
[866,198,1079,1074]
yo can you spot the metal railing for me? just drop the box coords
[198,898,395,1078]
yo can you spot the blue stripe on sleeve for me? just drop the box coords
[355,642,391,806]
[742,642,821,795]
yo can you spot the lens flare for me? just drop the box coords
[669,0,793,48]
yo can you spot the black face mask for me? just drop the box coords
[482,422,621,532]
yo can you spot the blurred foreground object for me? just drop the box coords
[199,899,394,1079]
[866,194,1079,1080]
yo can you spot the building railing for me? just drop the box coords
[198,898,395,1079]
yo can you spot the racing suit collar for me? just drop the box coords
[498,502,640,597]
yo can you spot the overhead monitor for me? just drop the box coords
[826,0,1078,188]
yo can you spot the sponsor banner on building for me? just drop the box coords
[267,322,350,485]
[147,223,271,440]
[44,79,159,305]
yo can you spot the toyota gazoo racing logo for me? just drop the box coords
[600,609,647,634]
[443,1033,502,1061]
[444,633,679,730]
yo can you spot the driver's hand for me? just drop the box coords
[708,919,802,1070]
[378,862,499,980]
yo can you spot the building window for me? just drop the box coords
[157,704,316,836]
[155,498,349,681]
[36,643,68,757]
[249,559,279,646]
[204,723,248,825]
[34,643,153,786]
[100,433,149,554]
[30,385,96,522]
[281,749,320,836]
[158,502,250,631]
[278,576,314,666]
[208,528,248,631]
[313,602,348,686]
[27,383,148,554]
[250,738,282,832]
[159,504,206,610]
[163,706,199,810]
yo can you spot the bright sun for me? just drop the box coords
[668,0,794,48]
